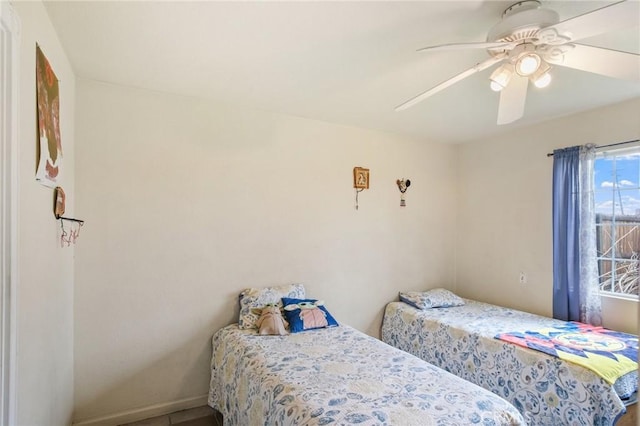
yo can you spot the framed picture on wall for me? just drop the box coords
[353,167,369,189]
[35,44,62,187]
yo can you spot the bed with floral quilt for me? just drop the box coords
[381,289,638,426]
[208,283,525,425]
[208,323,525,425]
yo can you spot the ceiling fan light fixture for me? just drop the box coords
[489,64,513,92]
[490,81,505,92]
[515,52,540,76]
[533,72,551,88]
[530,62,552,88]
[400,0,634,125]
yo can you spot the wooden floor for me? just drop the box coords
[119,406,221,426]
[616,402,637,426]
[120,400,635,426]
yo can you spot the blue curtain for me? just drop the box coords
[553,145,602,325]
[552,146,581,321]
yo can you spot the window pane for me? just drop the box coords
[595,149,640,299]
[598,259,638,295]
[594,155,615,190]
[595,222,613,258]
[612,222,640,259]
[615,152,640,189]
[613,260,638,296]
[598,259,612,291]
[617,188,640,216]
[594,154,615,215]
[595,180,615,215]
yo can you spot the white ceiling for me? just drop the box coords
[43,0,640,144]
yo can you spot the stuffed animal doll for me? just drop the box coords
[284,300,328,330]
[254,303,288,335]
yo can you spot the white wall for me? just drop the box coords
[13,6,634,421]
[11,1,76,425]
[456,98,640,334]
[73,80,457,423]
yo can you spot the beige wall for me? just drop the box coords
[11,1,76,425]
[10,4,639,423]
[456,98,640,334]
[73,80,457,423]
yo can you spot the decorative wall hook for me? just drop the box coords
[53,186,85,247]
[396,179,411,207]
[54,186,66,218]
[59,217,83,247]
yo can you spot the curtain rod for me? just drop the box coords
[546,139,640,157]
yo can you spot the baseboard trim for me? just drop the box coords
[72,394,208,426]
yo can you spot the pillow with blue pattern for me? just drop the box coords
[399,288,465,310]
[282,297,339,333]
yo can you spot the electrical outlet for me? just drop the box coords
[519,272,527,284]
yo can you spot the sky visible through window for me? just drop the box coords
[594,152,640,216]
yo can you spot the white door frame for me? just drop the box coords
[0,2,19,425]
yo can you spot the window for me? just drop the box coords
[594,147,640,299]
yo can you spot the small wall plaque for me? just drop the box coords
[353,167,369,189]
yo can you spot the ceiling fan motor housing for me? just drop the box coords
[487,0,560,44]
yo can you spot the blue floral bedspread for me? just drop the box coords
[208,323,525,425]
[381,300,637,426]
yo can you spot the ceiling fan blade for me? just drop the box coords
[417,41,516,53]
[541,1,640,43]
[497,75,528,125]
[395,54,506,111]
[547,44,640,81]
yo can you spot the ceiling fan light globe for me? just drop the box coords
[533,72,551,88]
[530,61,551,87]
[489,64,513,92]
[490,81,505,91]
[516,53,540,76]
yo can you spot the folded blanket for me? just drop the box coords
[496,322,638,385]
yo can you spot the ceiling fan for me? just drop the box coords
[396,0,640,125]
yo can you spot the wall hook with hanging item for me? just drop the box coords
[396,178,411,207]
[353,167,369,210]
[59,217,83,247]
[53,186,84,247]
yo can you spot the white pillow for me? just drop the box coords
[238,283,306,329]
[399,288,465,310]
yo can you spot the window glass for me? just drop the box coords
[594,149,640,298]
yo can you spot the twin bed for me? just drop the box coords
[208,284,524,425]
[208,284,637,425]
[208,323,524,425]
[381,292,638,425]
